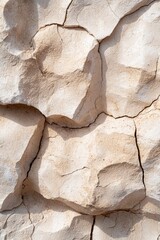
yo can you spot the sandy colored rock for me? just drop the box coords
[0,0,160,239]
[0,204,33,240]
[29,113,145,214]
[135,97,160,202]
[65,0,153,41]
[0,105,44,211]
[101,1,160,117]
[0,25,101,127]
[0,189,93,240]
[23,190,93,240]
[1,0,72,50]
[93,210,160,240]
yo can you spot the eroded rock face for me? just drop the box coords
[0,105,44,211]
[0,0,160,239]
[93,209,160,240]
[101,1,160,117]
[135,97,160,202]
[0,189,93,240]
[0,1,102,127]
[28,114,145,214]
[65,0,153,41]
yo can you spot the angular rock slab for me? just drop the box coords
[93,210,160,240]
[135,98,160,202]
[23,190,93,240]
[0,204,33,240]
[0,190,93,240]
[1,0,72,50]
[0,105,44,211]
[0,25,101,127]
[65,0,153,41]
[101,1,160,117]
[29,113,145,214]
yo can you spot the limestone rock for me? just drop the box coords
[0,0,160,238]
[0,105,44,211]
[0,204,33,240]
[29,113,145,214]
[135,97,160,202]
[65,0,153,41]
[93,210,160,240]
[1,0,72,50]
[101,1,160,117]
[32,25,102,127]
[0,190,93,240]
[23,190,93,240]
[0,25,101,127]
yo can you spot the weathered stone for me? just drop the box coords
[65,0,153,41]
[0,105,44,211]
[1,0,72,50]
[101,1,160,117]
[0,189,93,240]
[135,97,160,202]
[29,113,145,214]
[0,25,101,127]
[0,204,33,240]
[93,210,160,240]
[0,0,160,238]
[23,190,93,240]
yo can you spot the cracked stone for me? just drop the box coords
[22,189,93,240]
[28,113,145,215]
[93,210,160,239]
[0,105,44,211]
[0,0,160,238]
[0,24,102,127]
[65,0,153,41]
[1,0,72,50]
[0,204,33,240]
[135,97,160,202]
[100,1,160,118]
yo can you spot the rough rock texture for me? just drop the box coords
[0,105,44,211]
[101,1,160,117]
[29,114,145,214]
[93,209,160,240]
[0,0,160,239]
[65,0,154,41]
[135,97,160,201]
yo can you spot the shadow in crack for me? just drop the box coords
[94,208,160,239]
[99,1,158,118]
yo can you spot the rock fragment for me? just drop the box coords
[0,105,44,211]
[65,0,153,41]
[29,113,145,214]
[100,1,160,117]
[135,97,160,202]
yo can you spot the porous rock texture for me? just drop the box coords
[0,0,160,239]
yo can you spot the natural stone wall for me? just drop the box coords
[0,0,160,239]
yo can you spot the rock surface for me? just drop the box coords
[0,105,44,211]
[93,209,160,240]
[101,1,160,117]
[65,0,154,41]
[0,0,160,239]
[135,97,160,202]
[0,189,93,240]
[29,113,145,214]
[0,23,101,127]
